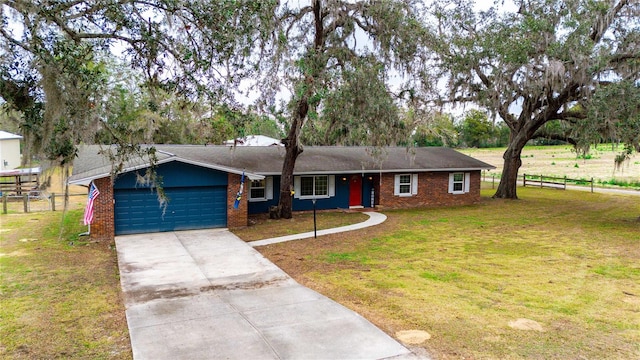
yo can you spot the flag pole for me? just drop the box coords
[79,223,90,237]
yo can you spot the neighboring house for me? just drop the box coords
[0,131,23,170]
[69,145,494,241]
[223,135,283,147]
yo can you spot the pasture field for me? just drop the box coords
[460,144,640,187]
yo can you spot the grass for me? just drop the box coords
[256,187,640,359]
[232,211,369,241]
[0,210,131,359]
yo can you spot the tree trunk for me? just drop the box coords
[278,142,300,219]
[278,100,307,219]
[277,0,321,219]
[493,134,528,199]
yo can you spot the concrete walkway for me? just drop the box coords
[117,229,420,360]
[250,211,387,247]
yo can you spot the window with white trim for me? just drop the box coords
[249,177,273,201]
[394,174,418,196]
[301,175,327,197]
[250,179,266,200]
[294,175,335,199]
[448,172,470,194]
[452,173,464,192]
[399,174,412,194]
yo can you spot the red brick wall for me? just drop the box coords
[377,171,481,209]
[226,173,248,228]
[90,177,114,242]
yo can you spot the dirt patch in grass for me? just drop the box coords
[0,210,131,359]
[255,188,640,359]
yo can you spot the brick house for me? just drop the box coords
[69,145,494,241]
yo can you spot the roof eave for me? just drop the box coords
[68,157,264,186]
[176,158,264,180]
[256,166,495,176]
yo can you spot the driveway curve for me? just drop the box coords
[116,229,421,360]
[249,211,387,247]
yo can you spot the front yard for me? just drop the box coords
[2,186,638,359]
[0,210,131,359]
[255,187,640,359]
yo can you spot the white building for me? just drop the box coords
[224,135,283,147]
[0,131,22,170]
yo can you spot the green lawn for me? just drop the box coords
[257,187,640,359]
[0,210,131,359]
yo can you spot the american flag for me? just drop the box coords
[233,171,245,209]
[83,182,100,225]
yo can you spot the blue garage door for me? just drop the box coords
[114,186,227,235]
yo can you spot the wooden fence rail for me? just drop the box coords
[482,172,594,193]
[1,193,87,214]
[523,174,594,192]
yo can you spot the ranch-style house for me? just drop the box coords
[69,145,495,241]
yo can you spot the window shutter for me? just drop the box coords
[412,174,418,195]
[328,175,335,197]
[464,172,471,193]
[266,176,273,200]
[448,173,454,194]
[293,176,300,199]
[394,175,401,195]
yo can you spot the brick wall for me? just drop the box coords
[226,173,248,228]
[90,177,114,242]
[377,171,481,210]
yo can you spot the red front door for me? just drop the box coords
[349,175,362,207]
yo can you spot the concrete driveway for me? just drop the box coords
[116,229,418,359]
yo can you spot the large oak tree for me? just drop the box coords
[257,0,425,218]
[423,0,639,199]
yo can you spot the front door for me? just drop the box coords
[349,175,362,207]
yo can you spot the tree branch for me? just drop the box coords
[590,0,629,43]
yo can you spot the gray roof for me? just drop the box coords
[69,145,495,185]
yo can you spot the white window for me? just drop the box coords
[448,172,470,194]
[394,174,418,196]
[249,177,273,202]
[294,175,335,199]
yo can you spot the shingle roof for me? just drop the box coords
[69,145,495,185]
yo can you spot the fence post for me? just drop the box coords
[51,193,56,211]
[2,194,6,214]
[23,194,28,213]
[523,173,526,187]
[564,176,567,190]
[591,178,594,193]
[492,174,495,189]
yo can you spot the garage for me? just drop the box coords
[113,161,229,235]
[114,186,227,235]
